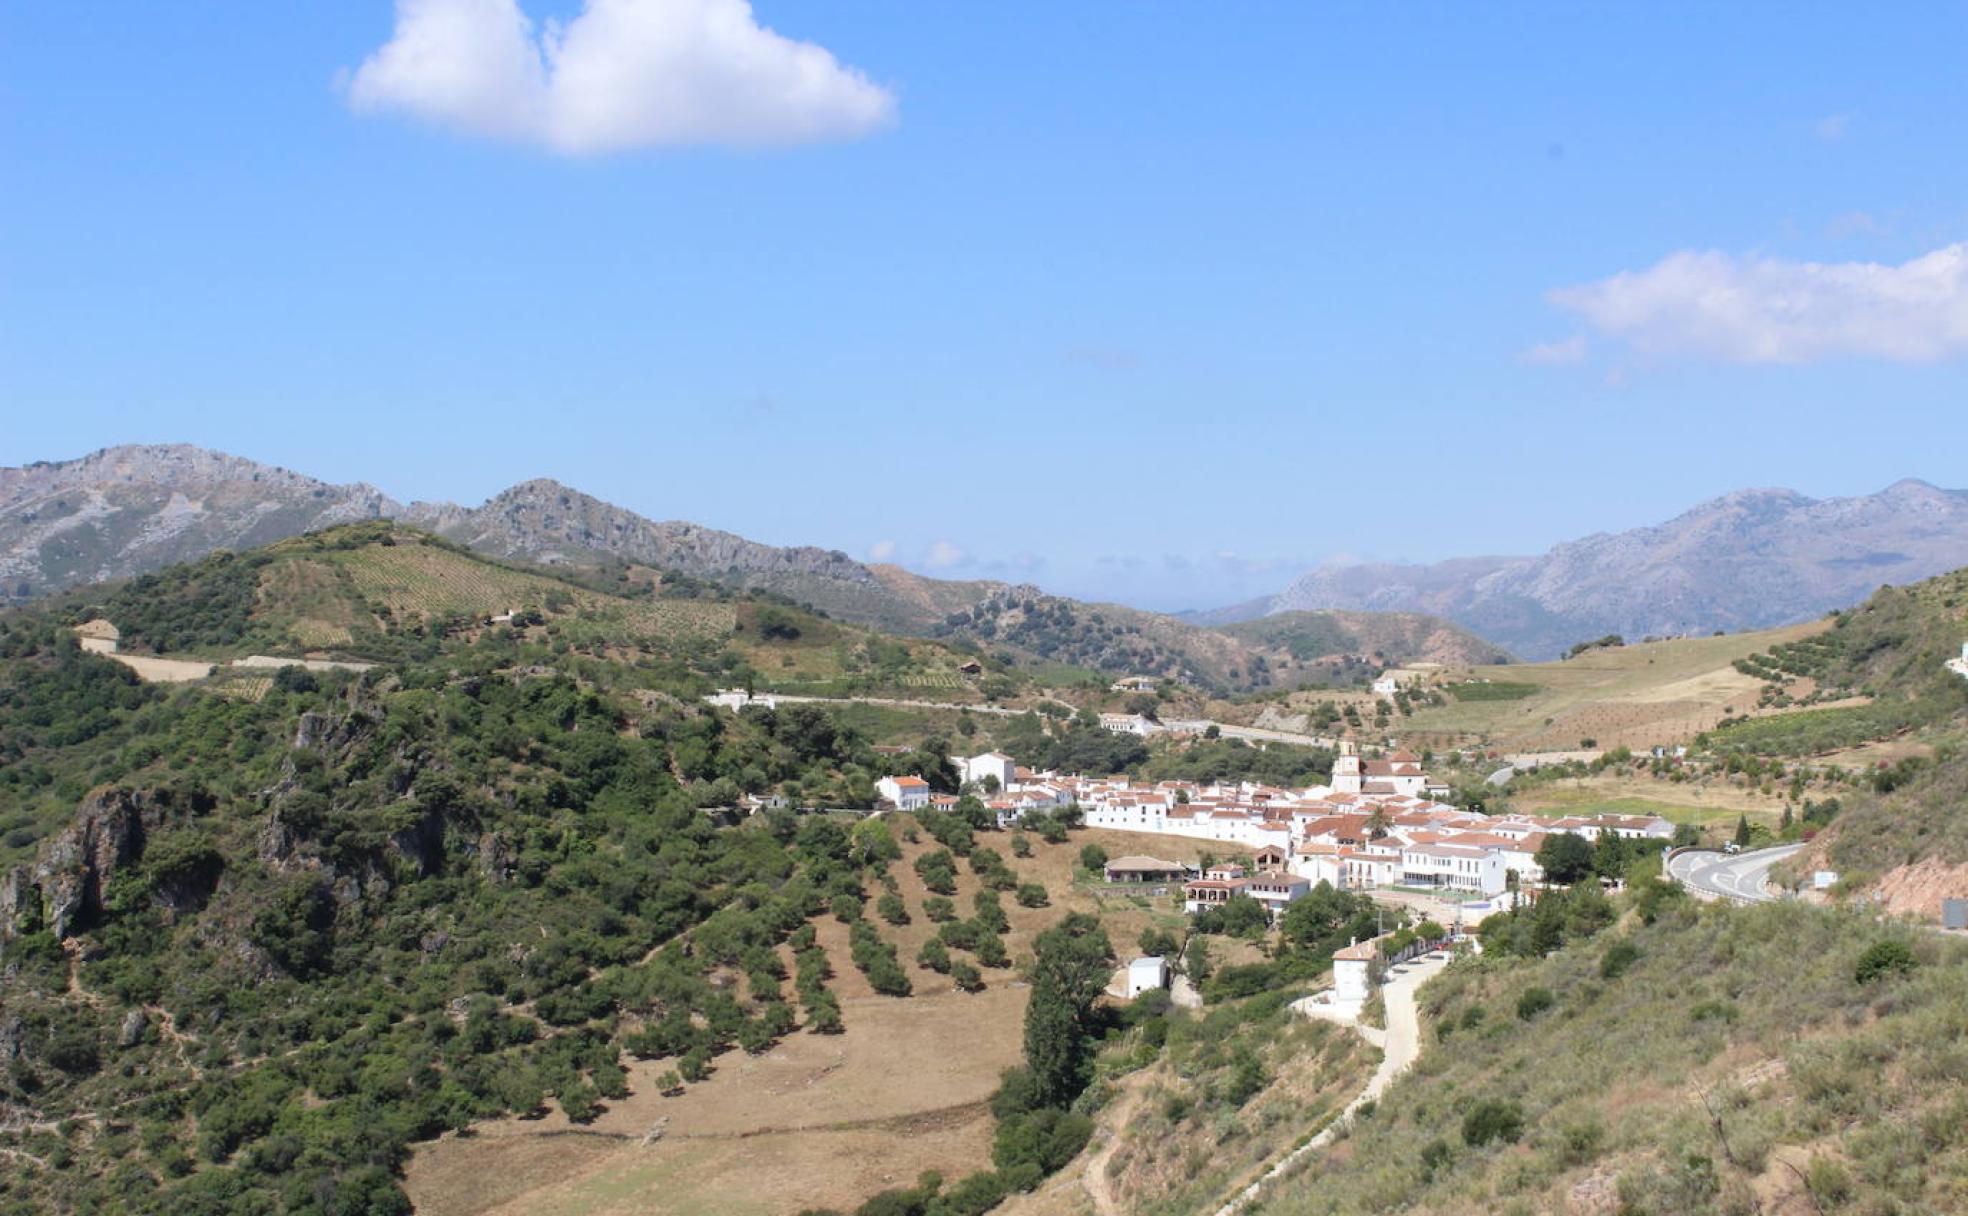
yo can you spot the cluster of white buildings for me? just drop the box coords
[890,744,1675,903]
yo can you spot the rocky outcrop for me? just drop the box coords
[4,789,151,940]
[0,787,215,942]
[409,478,872,587]
[34,788,153,938]
[0,444,401,599]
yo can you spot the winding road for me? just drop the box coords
[1209,950,1451,1216]
[1667,844,1805,904]
[705,692,1334,748]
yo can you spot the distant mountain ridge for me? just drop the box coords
[0,444,1505,689]
[1208,479,1968,659]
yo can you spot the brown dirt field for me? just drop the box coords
[1507,774,1788,818]
[404,823,1251,1216]
[1812,737,1938,768]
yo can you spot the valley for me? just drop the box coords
[3,517,1968,1216]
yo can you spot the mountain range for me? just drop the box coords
[1188,479,1968,659]
[13,444,1963,673]
[0,445,1506,689]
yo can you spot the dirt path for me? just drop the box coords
[1080,1080,1150,1216]
[1211,951,1449,1216]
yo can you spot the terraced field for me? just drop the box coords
[330,543,568,620]
[1379,622,1834,751]
[324,540,736,643]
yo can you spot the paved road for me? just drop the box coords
[705,693,1333,748]
[1667,844,1805,904]
[1213,950,1450,1216]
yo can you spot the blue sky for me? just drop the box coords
[4,3,1966,611]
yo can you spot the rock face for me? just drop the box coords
[1251,480,1968,659]
[1,446,884,620]
[11,788,155,940]
[0,444,400,600]
[406,478,873,595]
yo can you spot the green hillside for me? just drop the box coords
[1257,900,1967,1215]
[1699,568,1968,757]
[906,578,1507,694]
[1217,609,1512,670]
[0,533,1149,1215]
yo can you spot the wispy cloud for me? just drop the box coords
[1549,243,1968,364]
[867,539,896,561]
[924,540,966,569]
[1519,335,1589,366]
[1814,113,1851,142]
[345,0,896,154]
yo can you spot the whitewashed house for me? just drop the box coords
[1125,956,1170,998]
[956,751,1017,791]
[876,775,932,812]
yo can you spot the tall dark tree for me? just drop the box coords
[1535,833,1595,886]
[1021,913,1115,1107]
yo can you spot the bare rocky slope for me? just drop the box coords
[1208,480,1968,659]
[0,445,399,599]
[0,445,1498,690]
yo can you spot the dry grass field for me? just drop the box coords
[403,824,1257,1216]
[320,539,736,645]
[1502,773,1789,827]
[1384,621,1833,752]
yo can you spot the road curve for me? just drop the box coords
[1212,951,1451,1216]
[1667,843,1805,904]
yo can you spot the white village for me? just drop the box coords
[882,742,1672,909]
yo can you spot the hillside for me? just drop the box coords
[1215,610,1512,672]
[0,534,1215,1215]
[1219,480,1968,660]
[1258,621,1831,754]
[1245,899,1968,1215]
[1,446,1498,692]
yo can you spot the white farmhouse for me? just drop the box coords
[1099,712,1159,736]
[956,751,1017,791]
[875,775,932,812]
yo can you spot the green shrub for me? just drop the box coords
[1515,988,1555,1021]
[1461,1098,1526,1147]
[1599,939,1641,979]
[1855,939,1917,985]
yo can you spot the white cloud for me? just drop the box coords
[924,540,965,569]
[1519,335,1589,366]
[867,539,896,561]
[1549,243,1968,364]
[347,0,896,153]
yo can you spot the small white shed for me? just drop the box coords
[1125,956,1169,998]
[1332,939,1379,1005]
